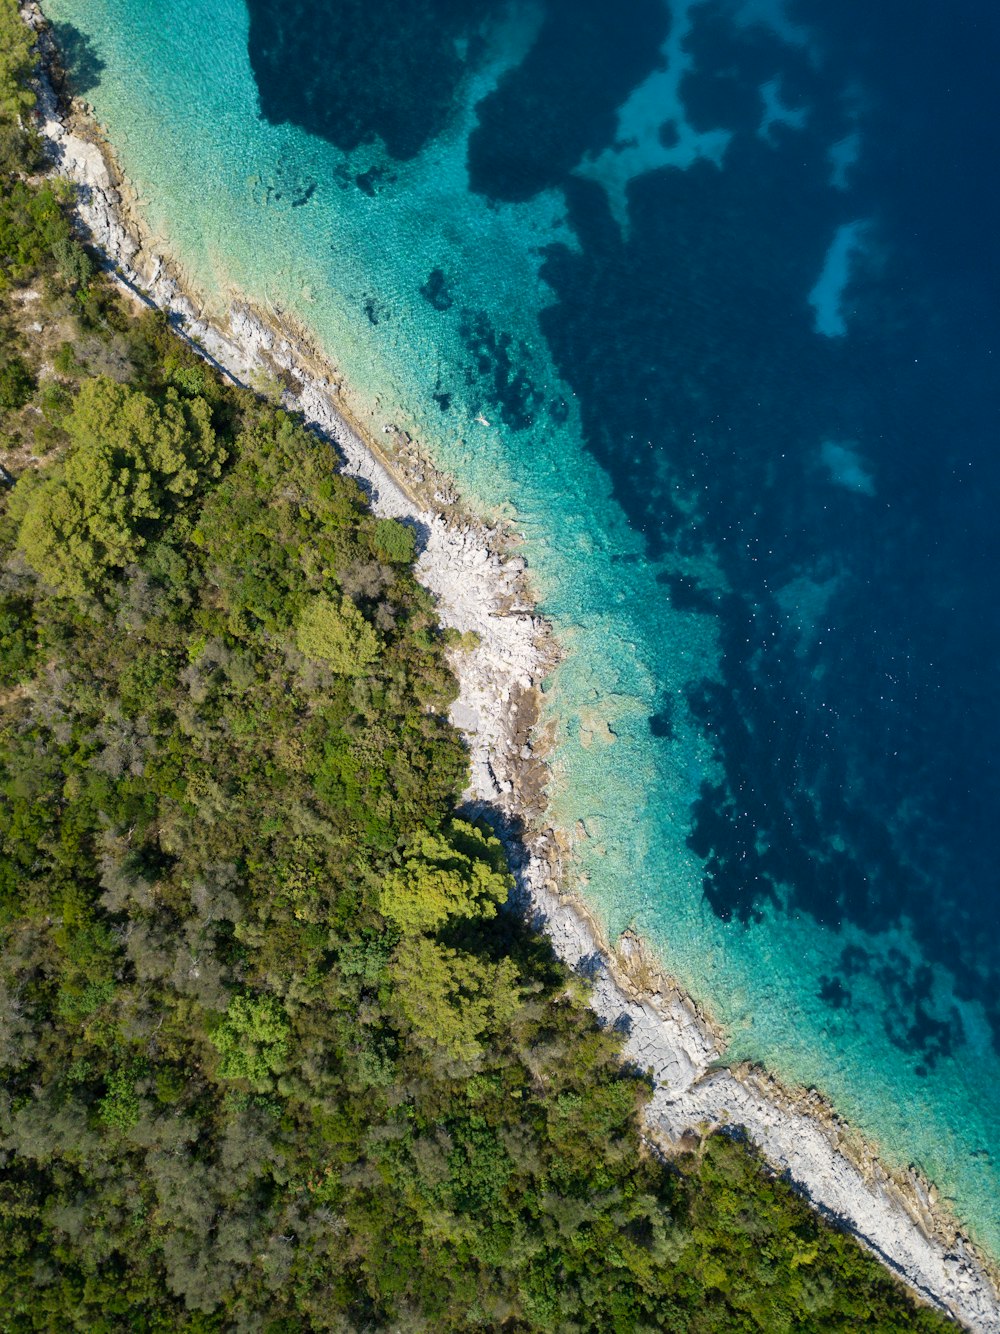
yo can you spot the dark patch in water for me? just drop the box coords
[257,162,319,212]
[246,0,504,160]
[658,572,720,616]
[819,975,851,1009]
[658,120,680,149]
[355,167,393,197]
[649,702,675,741]
[467,0,669,202]
[291,182,316,207]
[835,944,963,1070]
[433,374,453,413]
[420,267,453,311]
[459,311,543,431]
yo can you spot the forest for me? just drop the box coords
[0,3,959,1328]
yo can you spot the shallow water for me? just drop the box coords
[43,0,1000,1256]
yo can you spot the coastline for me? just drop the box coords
[22,9,1000,1328]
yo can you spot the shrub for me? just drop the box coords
[390,935,521,1061]
[380,819,512,933]
[0,351,32,410]
[372,516,416,564]
[99,1066,141,1133]
[0,593,38,685]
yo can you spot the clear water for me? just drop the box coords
[43,0,1000,1256]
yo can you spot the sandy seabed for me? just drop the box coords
[21,8,1000,1325]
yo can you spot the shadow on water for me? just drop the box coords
[50,21,105,97]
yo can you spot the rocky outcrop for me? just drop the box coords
[23,7,1000,1326]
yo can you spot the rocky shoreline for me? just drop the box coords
[22,7,1000,1328]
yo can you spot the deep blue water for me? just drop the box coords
[44,0,1000,1252]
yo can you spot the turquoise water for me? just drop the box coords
[43,0,1000,1256]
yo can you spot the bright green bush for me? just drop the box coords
[211,993,291,1090]
[380,818,512,932]
[389,935,522,1060]
[296,592,380,673]
[98,1066,141,1133]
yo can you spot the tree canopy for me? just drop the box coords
[12,376,224,594]
[0,0,35,129]
[296,591,381,673]
[380,819,513,933]
[390,935,522,1060]
[211,993,292,1090]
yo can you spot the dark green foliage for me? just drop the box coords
[0,179,73,288]
[0,594,37,685]
[0,349,32,410]
[0,13,957,1332]
[51,231,94,290]
[373,515,416,563]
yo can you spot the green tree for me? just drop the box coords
[12,376,224,594]
[0,0,36,128]
[0,182,72,286]
[389,935,521,1061]
[210,993,290,1091]
[379,819,512,933]
[0,594,37,686]
[98,1065,141,1133]
[372,516,416,564]
[51,233,94,291]
[295,592,380,674]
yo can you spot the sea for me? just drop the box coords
[40,0,1000,1258]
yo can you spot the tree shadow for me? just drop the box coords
[51,22,105,98]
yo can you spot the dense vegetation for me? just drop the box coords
[0,6,958,1330]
